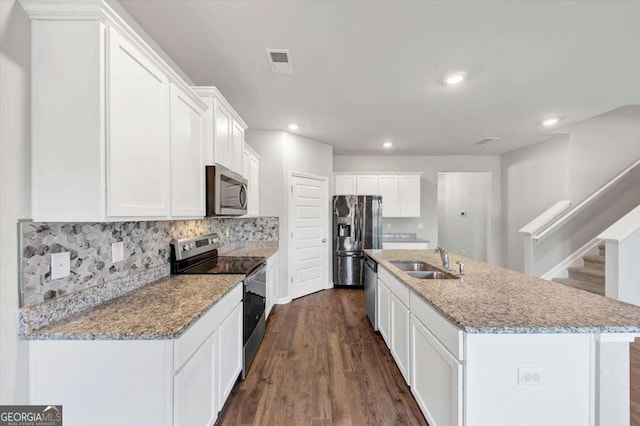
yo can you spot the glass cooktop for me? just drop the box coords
[180,256,264,275]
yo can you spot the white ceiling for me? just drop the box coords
[119,0,640,155]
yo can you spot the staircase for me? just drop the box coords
[552,243,605,295]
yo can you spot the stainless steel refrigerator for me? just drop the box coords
[333,195,382,287]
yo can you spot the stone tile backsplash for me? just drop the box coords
[21,217,279,307]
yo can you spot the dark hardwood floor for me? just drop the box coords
[218,288,640,425]
[218,289,426,426]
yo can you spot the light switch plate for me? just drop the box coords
[417,223,424,230]
[112,241,125,263]
[51,252,70,280]
[386,223,391,230]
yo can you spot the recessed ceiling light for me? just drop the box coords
[288,123,299,131]
[383,141,393,149]
[444,71,467,86]
[542,117,560,127]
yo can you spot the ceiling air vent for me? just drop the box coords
[266,49,293,74]
[472,137,499,146]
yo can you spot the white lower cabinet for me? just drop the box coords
[217,302,243,408]
[410,315,462,426]
[377,279,391,348]
[390,292,411,384]
[375,267,462,425]
[266,253,279,318]
[174,332,218,426]
[29,284,243,426]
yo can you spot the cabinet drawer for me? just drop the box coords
[174,283,242,371]
[379,267,410,307]
[410,292,463,360]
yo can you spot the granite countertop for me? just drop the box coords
[382,233,429,243]
[382,237,429,243]
[23,274,244,340]
[225,246,278,259]
[365,249,640,334]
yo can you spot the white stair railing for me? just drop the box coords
[519,158,640,276]
[598,205,640,305]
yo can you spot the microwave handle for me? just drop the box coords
[240,184,248,209]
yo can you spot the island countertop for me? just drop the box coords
[365,249,640,334]
[22,274,244,340]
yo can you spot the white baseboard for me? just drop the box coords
[274,297,292,305]
[541,237,601,280]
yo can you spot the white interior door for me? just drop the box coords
[290,173,329,299]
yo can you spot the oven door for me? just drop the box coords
[206,165,248,216]
[243,263,266,343]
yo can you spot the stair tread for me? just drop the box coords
[567,265,606,278]
[583,254,605,263]
[552,277,605,295]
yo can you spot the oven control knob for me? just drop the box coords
[183,245,189,251]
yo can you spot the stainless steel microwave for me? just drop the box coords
[206,165,248,216]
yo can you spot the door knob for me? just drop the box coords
[322,238,327,243]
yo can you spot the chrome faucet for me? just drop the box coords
[435,247,449,269]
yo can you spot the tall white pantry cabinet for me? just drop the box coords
[23,0,209,222]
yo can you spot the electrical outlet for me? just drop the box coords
[417,223,423,230]
[51,252,70,280]
[518,368,544,385]
[112,241,125,263]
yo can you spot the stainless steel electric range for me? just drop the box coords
[170,233,266,379]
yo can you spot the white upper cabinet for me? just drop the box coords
[333,173,421,218]
[335,175,357,195]
[192,87,247,176]
[356,175,379,195]
[214,100,232,169]
[378,175,400,217]
[170,84,206,218]
[243,143,260,216]
[22,0,208,221]
[107,27,171,217]
[399,175,421,217]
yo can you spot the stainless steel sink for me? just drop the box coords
[389,260,432,271]
[406,271,456,280]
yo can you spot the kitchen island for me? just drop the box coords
[365,249,640,426]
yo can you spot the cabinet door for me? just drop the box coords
[218,302,243,409]
[399,175,421,218]
[356,175,379,195]
[377,279,391,348]
[378,175,400,218]
[231,120,245,174]
[242,148,251,179]
[335,175,356,195]
[269,261,279,316]
[174,332,218,426]
[170,84,205,217]
[410,315,462,426]
[390,293,411,384]
[214,99,232,169]
[266,260,277,318]
[107,27,170,217]
[249,154,260,216]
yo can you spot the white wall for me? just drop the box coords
[333,155,503,265]
[501,135,571,270]
[502,106,640,272]
[246,130,333,301]
[0,0,31,404]
[437,172,492,261]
